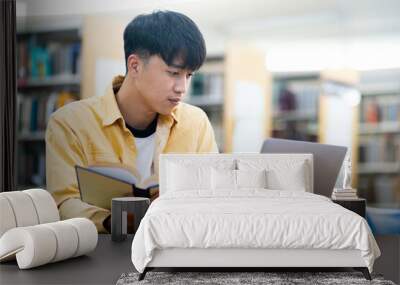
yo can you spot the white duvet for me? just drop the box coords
[131,190,380,273]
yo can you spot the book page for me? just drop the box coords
[89,166,137,185]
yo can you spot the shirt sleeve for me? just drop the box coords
[45,115,110,233]
[196,110,219,153]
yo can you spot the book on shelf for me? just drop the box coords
[17,37,81,80]
[361,95,400,124]
[188,72,223,101]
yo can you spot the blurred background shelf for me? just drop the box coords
[357,69,400,218]
[359,122,400,134]
[18,131,46,141]
[273,110,317,121]
[16,28,81,188]
[358,162,400,174]
[271,73,320,142]
[185,95,223,108]
[184,57,225,152]
[17,74,80,88]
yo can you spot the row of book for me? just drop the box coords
[273,80,319,114]
[189,73,223,99]
[361,96,400,123]
[358,134,400,163]
[17,39,81,79]
[17,92,78,134]
[331,188,358,200]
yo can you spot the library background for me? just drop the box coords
[17,1,400,224]
[16,1,399,238]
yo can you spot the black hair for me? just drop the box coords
[123,10,206,72]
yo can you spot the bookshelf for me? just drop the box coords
[187,45,271,153]
[270,70,360,187]
[16,29,81,189]
[185,57,225,151]
[271,72,320,142]
[357,71,400,205]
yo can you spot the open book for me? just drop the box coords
[75,165,158,210]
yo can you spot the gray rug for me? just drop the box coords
[116,271,396,285]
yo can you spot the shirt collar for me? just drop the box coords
[102,75,179,127]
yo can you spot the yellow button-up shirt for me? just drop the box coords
[45,75,218,232]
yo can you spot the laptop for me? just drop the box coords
[260,138,347,197]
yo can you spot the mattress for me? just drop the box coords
[131,190,380,273]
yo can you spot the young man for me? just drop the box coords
[45,11,218,233]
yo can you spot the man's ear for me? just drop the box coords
[127,54,141,76]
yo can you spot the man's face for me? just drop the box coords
[134,55,194,115]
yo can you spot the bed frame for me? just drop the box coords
[139,248,371,280]
[138,154,372,281]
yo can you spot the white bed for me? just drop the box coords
[131,154,380,280]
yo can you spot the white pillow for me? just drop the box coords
[211,168,236,190]
[237,158,311,192]
[236,169,267,189]
[165,158,236,193]
[167,163,211,191]
[266,167,306,191]
[211,169,268,190]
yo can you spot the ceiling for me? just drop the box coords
[16,0,400,70]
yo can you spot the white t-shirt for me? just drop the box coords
[134,133,155,181]
[126,115,158,183]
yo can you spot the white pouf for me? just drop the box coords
[0,189,98,269]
